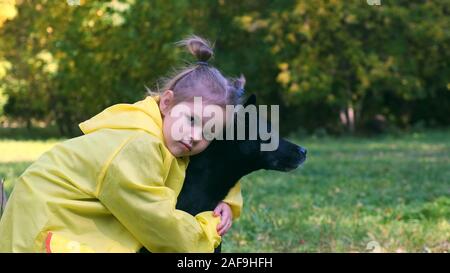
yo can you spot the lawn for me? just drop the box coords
[1,129,449,252]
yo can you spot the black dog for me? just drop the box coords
[141,94,306,252]
[177,94,306,214]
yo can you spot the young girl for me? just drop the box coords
[0,35,245,253]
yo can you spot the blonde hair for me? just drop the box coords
[147,35,245,107]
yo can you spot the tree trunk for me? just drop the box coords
[340,105,356,133]
[347,105,355,133]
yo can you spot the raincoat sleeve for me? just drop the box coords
[222,182,243,219]
[97,134,221,253]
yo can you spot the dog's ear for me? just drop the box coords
[243,94,256,107]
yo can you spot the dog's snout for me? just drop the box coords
[298,146,307,156]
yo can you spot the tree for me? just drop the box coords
[1,0,449,135]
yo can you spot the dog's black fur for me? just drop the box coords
[141,95,306,253]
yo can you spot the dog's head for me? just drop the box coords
[223,94,307,173]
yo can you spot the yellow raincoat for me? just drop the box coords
[0,96,242,253]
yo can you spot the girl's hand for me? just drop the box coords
[213,201,233,236]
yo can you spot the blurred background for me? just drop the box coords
[0,0,449,252]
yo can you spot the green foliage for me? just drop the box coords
[1,0,190,135]
[0,1,449,135]
[256,0,450,133]
[0,0,17,27]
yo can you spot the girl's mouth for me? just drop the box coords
[179,141,192,152]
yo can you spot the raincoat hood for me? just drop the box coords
[79,96,163,139]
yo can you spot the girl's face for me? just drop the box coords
[159,90,225,157]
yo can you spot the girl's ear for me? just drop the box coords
[159,90,174,116]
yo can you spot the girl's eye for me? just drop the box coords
[187,115,195,126]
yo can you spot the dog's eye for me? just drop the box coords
[203,123,222,140]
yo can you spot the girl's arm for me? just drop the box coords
[222,182,243,219]
[97,134,221,252]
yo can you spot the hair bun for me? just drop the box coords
[176,35,214,62]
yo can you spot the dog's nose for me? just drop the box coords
[298,147,307,155]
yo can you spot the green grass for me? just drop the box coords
[1,129,449,252]
[225,130,450,253]
[0,128,64,193]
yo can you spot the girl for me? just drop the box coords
[0,35,245,253]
